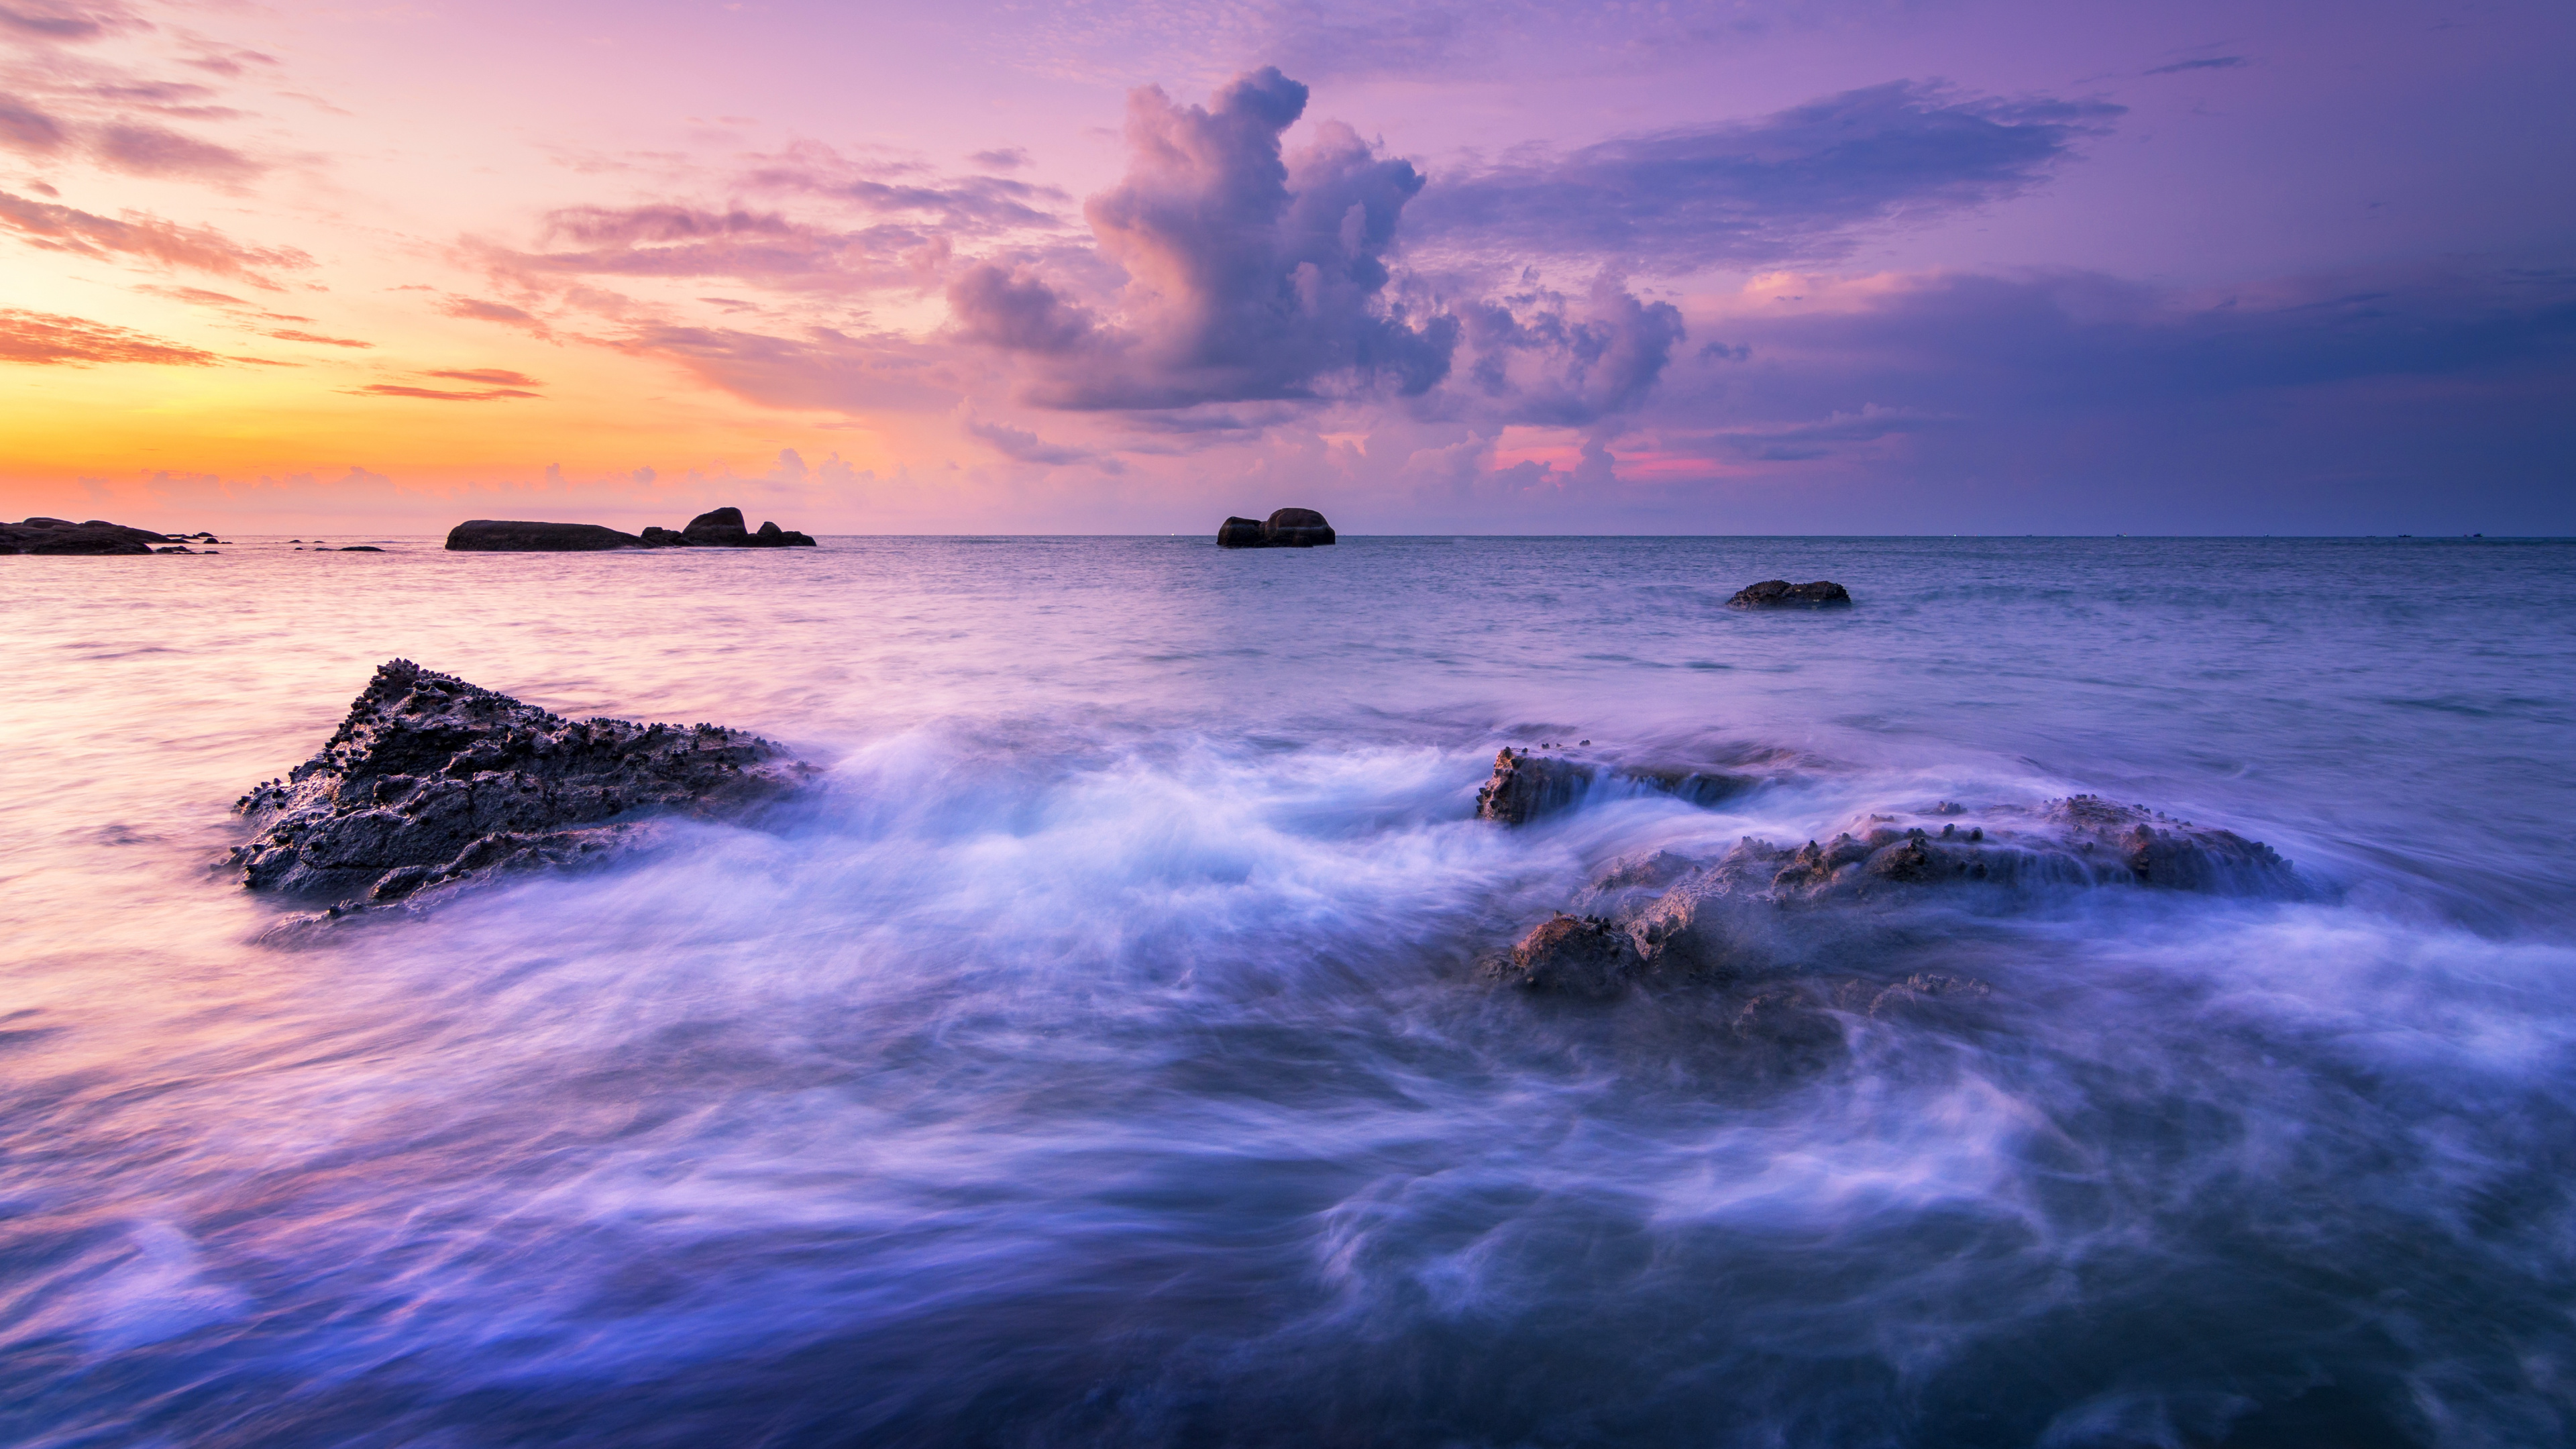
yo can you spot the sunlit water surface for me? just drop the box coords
[5,536,2574,1447]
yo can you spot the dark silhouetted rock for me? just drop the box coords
[338,545,385,552]
[1264,507,1335,546]
[0,517,172,555]
[445,520,647,551]
[154,545,195,554]
[683,506,749,544]
[1728,579,1851,608]
[1483,913,1642,998]
[747,519,816,547]
[639,526,688,547]
[229,659,809,909]
[1217,508,1336,547]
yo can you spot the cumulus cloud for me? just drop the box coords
[1409,81,2122,272]
[949,66,1457,411]
[1452,280,1686,425]
[0,306,218,365]
[0,189,312,282]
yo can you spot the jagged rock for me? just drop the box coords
[1605,796,2297,982]
[1216,507,1337,547]
[0,517,172,555]
[1728,579,1851,608]
[445,520,647,551]
[1483,914,1642,998]
[229,659,809,909]
[1474,749,1752,824]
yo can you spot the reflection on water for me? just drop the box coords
[3,536,2573,1446]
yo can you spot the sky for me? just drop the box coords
[3,0,2571,535]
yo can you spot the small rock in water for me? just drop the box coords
[228,659,811,910]
[1727,579,1852,608]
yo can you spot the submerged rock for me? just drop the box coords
[229,659,809,909]
[1493,794,2296,997]
[1728,579,1851,608]
[1474,748,1752,824]
[1,517,175,555]
[1217,507,1337,547]
[1483,914,1642,998]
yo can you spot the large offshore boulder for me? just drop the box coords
[682,506,751,545]
[1,517,174,554]
[1727,579,1851,608]
[445,520,647,551]
[1216,508,1337,547]
[229,659,809,909]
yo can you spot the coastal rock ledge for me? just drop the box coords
[1218,508,1336,547]
[230,659,810,910]
[446,506,816,551]
[2,517,207,554]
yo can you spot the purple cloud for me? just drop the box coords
[91,122,263,182]
[951,66,1455,411]
[1410,81,2122,271]
[963,417,1099,466]
[0,96,68,153]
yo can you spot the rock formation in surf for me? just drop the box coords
[229,659,809,910]
[1490,794,2296,998]
[1727,579,1851,608]
[1,517,191,555]
[1217,507,1337,547]
[445,506,816,551]
[1474,747,1754,824]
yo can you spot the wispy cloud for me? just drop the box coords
[0,189,312,283]
[0,306,218,365]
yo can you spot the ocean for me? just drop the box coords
[5,535,2573,1446]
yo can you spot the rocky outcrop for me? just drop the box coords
[1728,579,1851,608]
[1481,913,1641,998]
[1493,795,2296,997]
[680,507,816,547]
[1,517,178,554]
[446,521,650,551]
[1217,507,1337,547]
[1474,748,1752,824]
[445,506,816,552]
[229,659,809,910]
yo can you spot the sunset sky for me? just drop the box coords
[5,0,2570,535]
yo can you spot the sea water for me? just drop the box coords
[3,535,2573,1446]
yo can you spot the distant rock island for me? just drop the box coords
[1,517,219,554]
[446,506,816,551]
[1218,508,1336,547]
[1727,579,1851,608]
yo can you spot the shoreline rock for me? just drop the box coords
[1218,507,1337,547]
[1728,580,1851,608]
[229,659,811,910]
